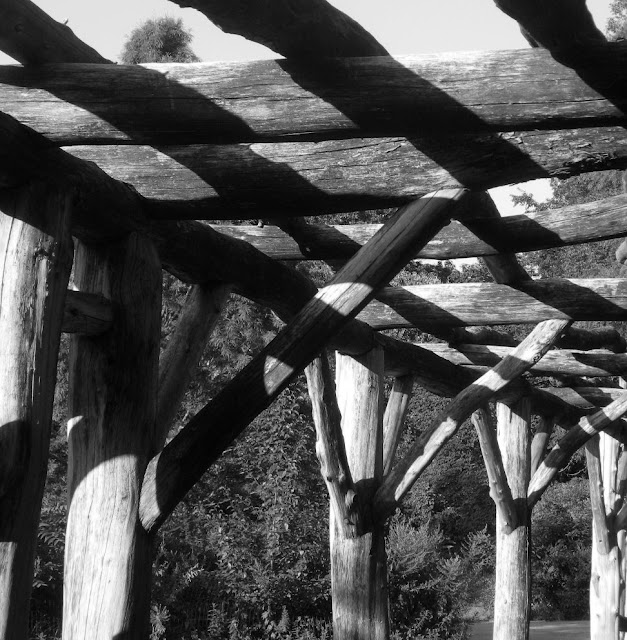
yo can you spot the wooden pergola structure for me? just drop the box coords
[2,0,627,638]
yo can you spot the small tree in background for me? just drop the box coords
[121,16,200,64]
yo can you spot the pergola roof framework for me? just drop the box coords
[2,0,627,638]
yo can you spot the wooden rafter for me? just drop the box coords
[138,189,468,534]
[0,0,109,64]
[374,319,571,519]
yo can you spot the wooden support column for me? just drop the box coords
[63,234,161,640]
[332,347,389,640]
[493,398,531,640]
[587,433,622,640]
[0,183,73,640]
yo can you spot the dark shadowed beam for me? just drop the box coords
[169,0,388,58]
[493,0,605,50]
[0,0,109,64]
[216,194,627,261]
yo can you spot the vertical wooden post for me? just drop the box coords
[63,233,161,640]
[332,347,389,640]
[587,433,622,640]
[493,399,531,640]
[0,184,73,640]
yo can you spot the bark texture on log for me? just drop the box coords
[331,349,389,640]
[62,289,112,335]
[64,235,161,640]
[493,399,531,640]
[139,191,465,533]
[0,184,73,640]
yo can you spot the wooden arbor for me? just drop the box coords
[3,0,627,639]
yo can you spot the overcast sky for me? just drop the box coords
[1,0,616,211]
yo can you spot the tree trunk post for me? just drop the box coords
[0,183,73,640]
[332,347,389,640]
[493,399,531,640]
[63,233,161,640]
[587,432,622,640]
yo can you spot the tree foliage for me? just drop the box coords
[120,16,200,64]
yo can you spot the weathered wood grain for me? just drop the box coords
[67,126,627,216]
[332,349,389,640]
[421,343,627,378]
[358,279,627,329]
[0,184,73,640]
[3,45,627,145]
[493,399,531,640]
[530,417,554,476]
[64,235,161,640]
[211,194,627,260]
[0,0,108,64]
[138,190,467,534]
[374,319,570,519]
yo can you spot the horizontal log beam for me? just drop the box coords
[358,279,627,329]
[422,343,627,378]
[0,0,108,64]
[65,126,627,217]
[2,45,627,145]
[212,194,627,260]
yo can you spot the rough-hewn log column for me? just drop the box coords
[0,183,73,639]
[332,348,389,640]
[586,434,622,640]
[63,234,161,640]
[493,399,531,640]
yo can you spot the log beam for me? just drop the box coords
[138,190,467,534]
[374,319,570,519]
[0,0,108,64]
[210,193,627,262]
[2,45,627,145]
[157,283,231,445]
[0,183,73,639]
[421,343,627,378]
[528,390,627,508]
[358,279,627,330]
[382,375,414,476]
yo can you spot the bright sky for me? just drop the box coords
[0,0,616,212]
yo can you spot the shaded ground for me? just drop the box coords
[471,621,589,639]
